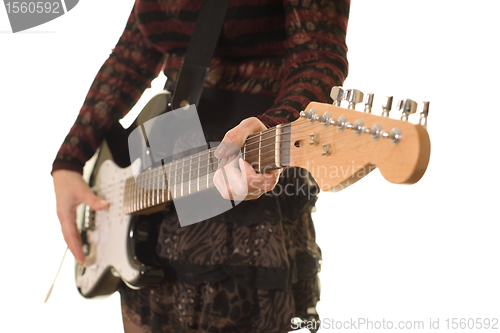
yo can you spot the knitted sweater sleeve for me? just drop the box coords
[257,0,350,127]
[52,6,165,174]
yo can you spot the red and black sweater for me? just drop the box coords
[52,0,350,174]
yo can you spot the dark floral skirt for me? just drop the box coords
[119,168,322,333]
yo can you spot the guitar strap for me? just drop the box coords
[166,0,231,110]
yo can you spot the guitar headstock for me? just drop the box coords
[288,88,431,192]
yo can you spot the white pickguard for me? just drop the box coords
[76,159,141,296]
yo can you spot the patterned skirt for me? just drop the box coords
[119,167,322,333]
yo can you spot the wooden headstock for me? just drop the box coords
[287,100,431,192]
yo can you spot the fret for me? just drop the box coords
[167,162,172,201]
[151,168,154,206]
[140,174,144,210]
[152,168,155,206]
[133,178,136,212]
[156,167,160,205]
[261,128,278,171]
[275,125,281,167]
[160,166,163,202]
[147,169,151,208]
[137,174,140,210]
[180,159,184,197]
[244,135,259,169]
[130,178,133,212]
[159,167,162,202]
[188,156,192,195]
[206,151,210,189]
[139,174,144,210]
[158,167,161,203]
[134,176,138,212]
[162,164,170,202]
[172,162,175,198]
[197,154,200,192]
[148,170,152,207]
[280,124,291,167]
[136,175,139,211]
[176,160,180,199]
[243,129,278,172]
[149,170,152,205]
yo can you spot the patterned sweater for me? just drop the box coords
[52,0,350,174]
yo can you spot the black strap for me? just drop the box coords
[167,0,231,110]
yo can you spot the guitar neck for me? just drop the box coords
[123,124,291,214]
[123,96,431,215]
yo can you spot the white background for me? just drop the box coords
[1,0,499,332]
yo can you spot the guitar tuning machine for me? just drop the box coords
[382,96,393,117]
[318,112,331,127]
[330,86,344,106]
[385,128,403,145]
[330,115,347,131]
[343,89,364,109]
[300,108,318,123]
[364,93,374,113]
[339,117,402,144]
[398,99,418,121]
[419,101,430,128]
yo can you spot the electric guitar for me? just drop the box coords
[75,87,431,298]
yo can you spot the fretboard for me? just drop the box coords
[123,124,290,214]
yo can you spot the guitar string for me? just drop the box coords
[133,133,319,188]
[153,118,309,166]
[98,120,331,209]
[136,119,317,180]
[124,146,315,209]
[245,118,308,141]
[122,120,332,191]
[142,118,308,170]
[137,123,332,183]
[101,134,312,206]
[122,147,314,211]
[100,128,315,202]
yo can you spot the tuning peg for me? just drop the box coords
[300,108,317,122]
[363,93,374,113]
[382,96,393,117]
[398,99,418,121]
[330,86,344,106]
[419,101,429,128]
[343,89,364,109]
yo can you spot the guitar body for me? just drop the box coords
[75,91,173,298]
